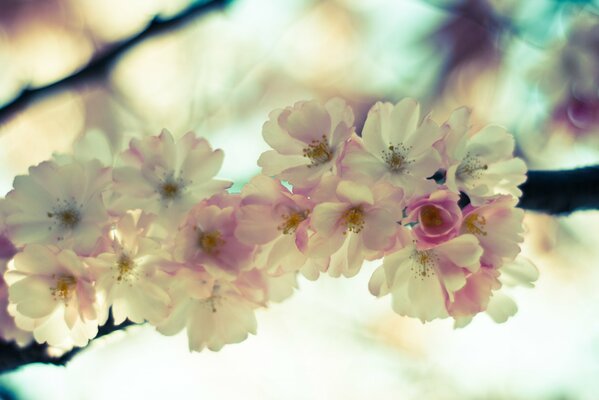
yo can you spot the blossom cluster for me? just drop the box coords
[0,97,534,353]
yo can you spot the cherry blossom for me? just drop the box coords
[440,108,526,204]
[2,160,111,255]
[173,192,255,280]
[460,195,524,268]
[86,212,171,325]
[369,235,483,322]
[112,129,231,228]
[405,190,462,249]
[309,180,404,277]
[157,268,258,352]
[257,98,354,191]
[5,245,99,347]
[339,99,442,197]
[235,175,313,275]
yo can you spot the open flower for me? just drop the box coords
[173,193,255,280]
[309,180,404,278]
[369,234,482,322]
[157,268,258,352]
[405,190,462,248]
[112,129,231,228]
[235,175,313,275]
[86,212,171,325]
[2,160,111,255]
[257,98,354,191]
[440,107,526,204]
[5,245,99,347]
[339,99,442,197]
[460,195,524,268]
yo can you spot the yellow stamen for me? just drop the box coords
[278,210,310,235]
[302,135,332,167]
[198,231,225,255]
[51,275,76,301]
[410,250,437,280]
[464,213,487,236]
[116,253,135,281]
[342,206,365,234]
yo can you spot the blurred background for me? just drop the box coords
[0,0,598,398]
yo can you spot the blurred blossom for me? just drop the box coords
[533,12,599,136]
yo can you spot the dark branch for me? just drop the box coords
[0,0,231,124]
[0,315,135,375]
[518,166,599,215]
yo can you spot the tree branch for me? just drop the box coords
[0,0,231,125]
[518,166,599,215]
[0,315,134,374]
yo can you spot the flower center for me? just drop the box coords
[278,210,310,235]
[456,153,488,181]
[198,231,225,255]
[410,249,437,279]
[51,275,76,301]
[342,206,365,234]
[463,213,487,236]
[116,253,135,282]
[302,135,333,167]
[158,174,185,201]
[420,205,444,228]
[48,201,81,230]
[382,144,412,173]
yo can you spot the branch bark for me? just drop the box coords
[0,0,231,124]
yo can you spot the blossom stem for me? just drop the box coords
[518,166,599,215]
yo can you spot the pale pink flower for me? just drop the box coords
[460,195,524,268]
[446,267,501,320]
[405,190,462,248]
[112,129,231,228]
[86,212,171,325]
[0,259,32,346]
[2,160,111,255]
[369,234,482,322]
[173,193,255,280]
[257,98,354,190]
[339,99,442,197]
[235,175,313,275]
[157,268,258,352]
[5,245,99,347]
[309,180,404,278]
[440,107,527,204]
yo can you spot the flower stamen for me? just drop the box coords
[303,135,333,167]
[198,231,225,255]
[420,205,444,228]
[464,213,487,236]
[51,275,76,301]
[278,210,310,235]
[342,206,365,234]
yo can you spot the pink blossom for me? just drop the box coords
[112,129,231,228]
[405,190,462,248]
[173,193,255,280]
[2,160,111,255]
[446,267,501,320]
[439,108,526,204]
[309,180,404,278]
[339,99,442,198]
[157,268,258,352]
[5,245,99,347]
[235,175,313,275]
[257,98,354,191]
[460,195,524,268]
[86,212,171,325]
[369,234,483,322]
